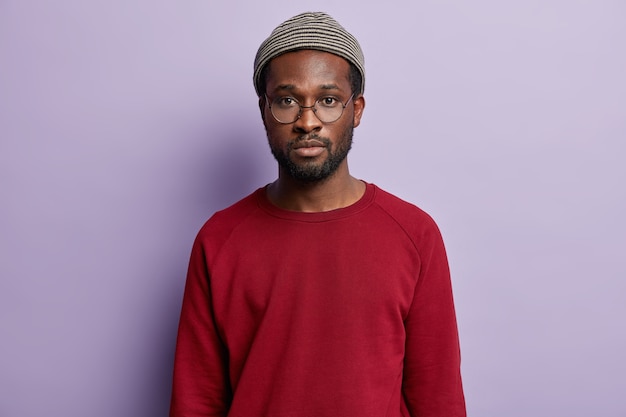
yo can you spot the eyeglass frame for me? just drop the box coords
[265,93,355,124]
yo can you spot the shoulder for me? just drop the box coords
[194,187,264,250]
[371,185,439,228]
[369,184,444,245]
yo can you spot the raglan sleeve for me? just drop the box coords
[402,217,466,417]
[170,231,231,417]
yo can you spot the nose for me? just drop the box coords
[293,104,322,133]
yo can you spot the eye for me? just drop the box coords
[318,97,339,107]
[274,97,298,108]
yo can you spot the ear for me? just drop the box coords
[258,95,266,119]
[352,95,365,128]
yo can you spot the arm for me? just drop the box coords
[170,237,231,417]
[402,223,466,417]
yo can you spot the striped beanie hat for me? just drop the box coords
[253,12,365,96]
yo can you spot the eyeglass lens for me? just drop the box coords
[269,95,352,124]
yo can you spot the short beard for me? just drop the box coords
[269,125,353,183]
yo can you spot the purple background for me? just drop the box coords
[1,1,625,416]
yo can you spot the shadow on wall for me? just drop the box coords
[137,268,183,417]
[190,112,272,215]
[140,115,271,417]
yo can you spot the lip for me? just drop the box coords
[291,139,326,149]
[291,139,327,157]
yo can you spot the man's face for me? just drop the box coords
[260,50,365,182]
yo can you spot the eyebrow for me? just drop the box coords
[273,83,342,92]
[275,84,296,91]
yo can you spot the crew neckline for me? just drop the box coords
[255,182,376,222]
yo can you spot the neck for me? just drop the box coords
[267,164,366,212]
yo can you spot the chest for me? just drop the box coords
[209,219,420,328]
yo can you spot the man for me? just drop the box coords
[170,12,466,417]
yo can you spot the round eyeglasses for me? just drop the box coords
[266,93,354,124]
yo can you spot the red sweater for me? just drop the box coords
[170,183,465,417]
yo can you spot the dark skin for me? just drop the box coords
[259,50,366,212]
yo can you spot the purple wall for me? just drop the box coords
[1,1,625,416]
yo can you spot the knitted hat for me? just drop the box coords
[253,12,365,96]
